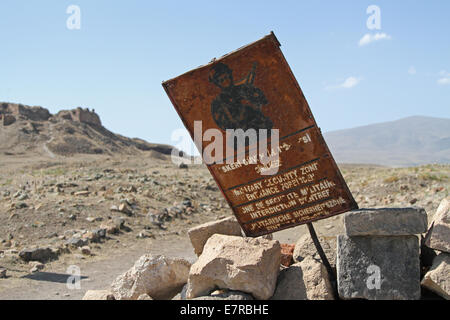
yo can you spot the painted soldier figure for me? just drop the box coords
[209,62,273,134]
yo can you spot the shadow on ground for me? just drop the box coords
[22,272,88,284]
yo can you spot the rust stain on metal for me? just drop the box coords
[162,32,358,237]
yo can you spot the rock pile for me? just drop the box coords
[83,203,450,301]
[337,207,427,300]
[83,216,335,300]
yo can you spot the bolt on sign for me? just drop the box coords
[162,32,358,237]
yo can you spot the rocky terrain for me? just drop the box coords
[0,102,448,300]
[0,152,448,299]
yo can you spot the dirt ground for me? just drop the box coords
[0,154,448,299]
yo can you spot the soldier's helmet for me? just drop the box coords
[209,63,233,88]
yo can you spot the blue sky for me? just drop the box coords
[1,1,449,152]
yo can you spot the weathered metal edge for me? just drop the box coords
[162,31,280,86]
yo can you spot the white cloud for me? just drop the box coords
[408,66,416,75]
[438,78,450,85]
[437,70,450,85]
[326,77,362,90]
[341,77,361,88]
[358,32,392,46]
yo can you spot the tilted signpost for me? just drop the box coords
[163,32,358,295]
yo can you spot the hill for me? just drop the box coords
[324,116,450,167]
[0,102,177,159]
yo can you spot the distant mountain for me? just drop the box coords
[0,102,177,159]
[324,116,450,167]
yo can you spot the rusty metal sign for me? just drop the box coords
[162,32,358,237]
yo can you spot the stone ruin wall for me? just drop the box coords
[0,103,102,127]
[56,107,102,126]
[0,102,51,122]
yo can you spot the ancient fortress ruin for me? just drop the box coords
[0,102,101,127]
[56,107,102,126]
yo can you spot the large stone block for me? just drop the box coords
[186,234,281,300]
[188,216,242,256]
[344,208,427,236]
[427,197,450,253]
[293,233,336,266]
[271,257,334,300]
[337,235,421,300]
[421,253,450,300]
[111,254,191,300]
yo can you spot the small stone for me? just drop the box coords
[101,223,119,235]
[82,290,115,300]
[82,228,106,243]
[93,228,107,239]
[66,237,88,248]
[80,246,91,255]
[118,203,132,216]
[188,216,242,256]
[29,261,45,273]
[46,232,58,239]
[193,290,254,300]
[280,243,295,267]
[137,294,153,300]
[137,231,154,239]
[210,289,226,296]
[0,269,6,278]
[114,217,126,229]
[17,193,28,201]
[344,208,427,236]
[74,191,90,196]
[15,202,27,209]
[337,234,421,300]
[182,199,193,208]
[421,253,450,299]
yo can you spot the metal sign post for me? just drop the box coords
[163,33,358,296]
[163,32,358,237]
